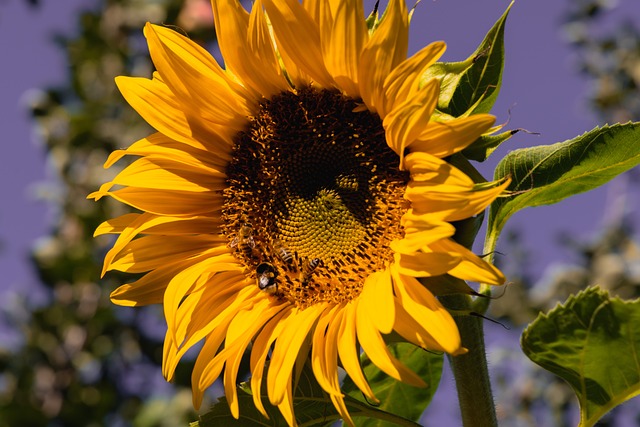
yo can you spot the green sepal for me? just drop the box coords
[343,343,443,427]
[462,128,523,162]
[452,214,484,250]
[421,274,479,297]
[421,2,513,117]
[448,153,488,184]
[486,122,640,255]
[365,1,380,33]
[522,287,640,427]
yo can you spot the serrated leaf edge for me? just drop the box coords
[522,287,640,427]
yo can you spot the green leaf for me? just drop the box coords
[462,128,523,162]
[343,343,443,427]
[193,360,423,427]
[192,363,339,427]
[422,2,512,117]
[191,394,287,427]
[521,287,640,427]
[487,122,640,254]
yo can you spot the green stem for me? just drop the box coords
[442,294,497,427]
[473,227,499,314]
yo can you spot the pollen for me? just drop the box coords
[222,87,409,308]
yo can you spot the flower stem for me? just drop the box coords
[442,294,497,427]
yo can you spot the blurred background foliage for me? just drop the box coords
[1,0,639,426]
[487,2,640,425]
[2,1,219,426]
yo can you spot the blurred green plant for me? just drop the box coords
[1,1,219,426]
[476,1,640,425]
[563,0,640,122]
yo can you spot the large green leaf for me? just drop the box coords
[343,343,443,427]
[422,2,512,117]
[191,362,337,427]
[521,288,640,427]
[193,360,423,427]
[487,122,640,253]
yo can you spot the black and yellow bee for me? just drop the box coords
[230,222,256,259]
[256,262,278,294]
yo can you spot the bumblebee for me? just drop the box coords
[256,262,278,294]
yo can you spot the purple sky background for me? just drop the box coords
[0,0,639,423]
[1,0,92,297]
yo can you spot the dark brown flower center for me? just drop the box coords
[222,87,409,308]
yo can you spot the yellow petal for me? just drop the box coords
[358,0,408,114]
[323,308,344,394]
[225,297,285,347]
[117,216,222,237]
[323,0,367,97]
[222,299,283,418]
[166,284,213,378]
[325,309,355,427]
[360,270,395,334]
[107,157,225,194]
[267,303,326,405]
[212,0,289,97]
[355,297,425,387]
[409,178,511,222]
[383,41,446,113]
[104,132,229,170]
[145,24,247,100]
[250,308,292,418]
[144,23,251,126]
[390,221,455,253]
[88,186,225,216]
[248,0,291,93]
[180,274,251,349]
[394,251,461,277]
[412,114,496,158]
[262,0,334,88]
[330,392,355,427]
[115,75,226,147]
[337,301,377,402]
[383,79,440,169]
[162,254,244,350]
[311,305,342,396]
[277,381,297,427]
[108,236,229,274]
[405,151,474,189]
[110,259,203,307]
[428,239,506,285]
[391,266,462,353]
[303,0,334,37]
[393,303,452,352]
[94,213,140,236]
[190,322,231,409]
[166,275,250,381]
[400,209,452,232]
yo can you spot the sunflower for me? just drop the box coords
[89,0,510,425]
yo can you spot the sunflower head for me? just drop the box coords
[90,0,509,425]
[222,87,410,309]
